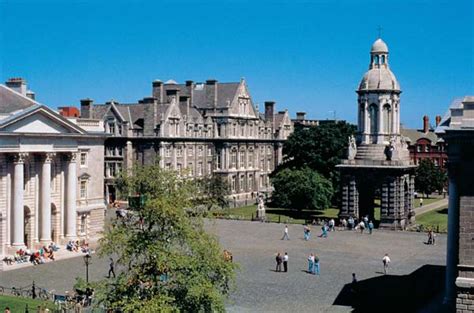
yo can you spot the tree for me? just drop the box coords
[281,121,356,179]
[271,167,333,210]
[273,121,356,205]
[97,163,236,312]
[415,159,447,196]
[194,175,231,210]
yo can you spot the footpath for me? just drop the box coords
[414,198,449,216]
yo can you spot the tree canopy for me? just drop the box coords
[271,167,333,210]
[415,159,447,196]
[97,163,236,312]
[281,122,356,179]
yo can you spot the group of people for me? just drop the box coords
[340,215,374,234]
[307,253,320,275]
[3,242,60,266]
[66,240,91,253]
[275,252,289,272]
[427,229,436,245]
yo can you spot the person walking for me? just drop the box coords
[358,221,365,234]
[319,225,328,238]
[303,225,309,241]
[308,253,314,273]
[419,197,423,207]
[382,254,391,275]
[108,257,116,278]
[368,221,374,234]
[281,225,290,240]
[313,254,320,275]
[275,252,283,272]
[283,252,289,272]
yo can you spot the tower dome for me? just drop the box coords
[371,38,389,53]
[358,38,400,92]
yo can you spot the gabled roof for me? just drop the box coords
[400,128,440,145]
[0,84,39,113]
[0,104,87,134]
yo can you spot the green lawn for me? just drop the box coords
[416,207,448,233]
[414,197,441,207]
[0,295,55,311]
[213,205,339,224]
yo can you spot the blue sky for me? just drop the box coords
[0,0,472,128]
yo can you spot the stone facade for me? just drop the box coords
[437,96,474,312]
[337,38,416,228]
[79,79,293,206]
[0,79,105,269]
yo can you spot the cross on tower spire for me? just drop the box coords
[377,26,383,38]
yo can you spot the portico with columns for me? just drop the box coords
[0,80,105,265]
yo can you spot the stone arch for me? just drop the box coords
[383,104,392,134]
[369,104,378,143]
[23,206,32,247]
[51,203,60,242]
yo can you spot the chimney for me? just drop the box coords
[185,80,194,105]
[423,115,429,133]
[6,78,27,96]
[435,115,442,127]
[296,112,306,121]
[206,79,218,108]
[265,101,275,123]
[26,90,35,100]
[152,80,164,103]
[58,106,80,118]
[80,98,93,118]
[165,86,179,103]
[143,97,157,136]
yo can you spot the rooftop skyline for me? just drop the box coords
[0,0,472,128]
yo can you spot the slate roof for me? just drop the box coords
[0,84,38,114]
[400,127,440,144]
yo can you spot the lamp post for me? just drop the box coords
[83,253,92,284]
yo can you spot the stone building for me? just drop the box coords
[0,78,105,267]
[436,96,474,311]
[79,79,293,205]
[401,115,447,169]
[337,38,416,228]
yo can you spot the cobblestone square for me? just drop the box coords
[0,220,446,312]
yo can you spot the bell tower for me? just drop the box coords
[338,37,416,230]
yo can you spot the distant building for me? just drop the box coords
[401,115,447,168]
[80,79,293,206]
[0,78,105,267]
[291,111,338,127]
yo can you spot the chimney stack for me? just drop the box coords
[6,78,27,96]
[185,80,194,105]
[26,90,35,100]
[423,115,429,133]
[152,80,164,103]
[435,115,442,127]
[206,79,218,108]
[296,112,306,121]
[80,98,93,118]
[265,101,275,123]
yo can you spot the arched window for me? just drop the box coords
[381,55,386,64]
[374,55,380,65]
[359,103,365,131]
[369,104,378,135]
[383,104,392,133]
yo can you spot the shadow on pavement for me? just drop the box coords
[333,264,449,313]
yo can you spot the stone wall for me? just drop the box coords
[457,288,474,312]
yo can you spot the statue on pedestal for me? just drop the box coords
[256,195,266,221]
[348,135,357,160]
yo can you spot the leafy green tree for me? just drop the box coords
[415,159,447,196]
[97,163,236,312]
[281,121,356,179]
[194,175,230,210]
[271,167,333,210]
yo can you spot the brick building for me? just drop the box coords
[401,115,447,168]
[436,96,474,311]
[79,79,293,206]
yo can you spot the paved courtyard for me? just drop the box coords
[0,220,446,312]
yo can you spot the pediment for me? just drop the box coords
[0,105,86,134]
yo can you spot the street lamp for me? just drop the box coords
[83,253,92,284]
